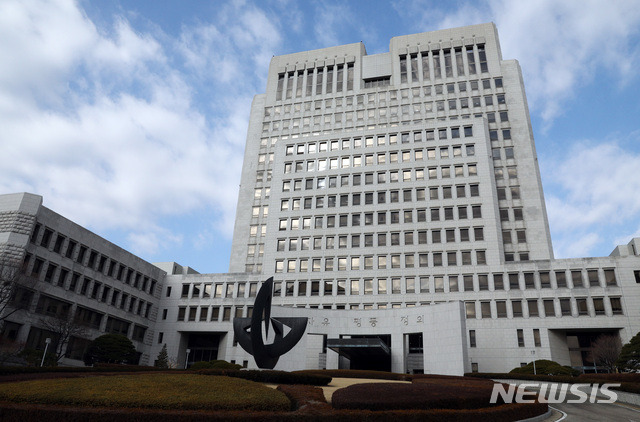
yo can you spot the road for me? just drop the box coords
[546,392,640,422]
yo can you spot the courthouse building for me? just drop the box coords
[2,23,640,375]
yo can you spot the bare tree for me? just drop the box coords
[38,314,90,362]
[591,335,622,372]
[0,258,36,326]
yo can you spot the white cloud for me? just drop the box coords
[543,135,640,257]
[553,232,601,260]
[312,2,354,48]
[0,0,278,256]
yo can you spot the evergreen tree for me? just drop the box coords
[155,343,169,368]
[84,334,137,365]
[616,331,640,371]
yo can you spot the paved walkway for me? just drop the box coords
[264,377,410,403]
[319,377,410,403]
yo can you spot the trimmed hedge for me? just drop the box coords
[189,360,242,371]
[466,372,578,383]
[197,369,331,386]
[0,364,168,377]
[0,374,289,411]
[295,369,409,381]
[332,381,502,411]
[0,401,548,422]
[509,360,579,377]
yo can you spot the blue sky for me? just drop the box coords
[1,0,639,273]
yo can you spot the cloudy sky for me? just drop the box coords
[1,0,639,273]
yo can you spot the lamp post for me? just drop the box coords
[41,338,51,367]
[185,348,191,369]
[531,350,536,375]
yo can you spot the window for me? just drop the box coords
[544,300,555,317]
[610,298,623,315]
[528,300,539,317]
[512,300,523,317]
[593,298,605,315]
[496,301,507,318]
[465,302,476,318]
[540,272,551,288]
[493,274,504,290]
[604,269,617,286]
[469,330,476,347]
[571,271,583,288]
[524,273,535,289]
[517,329,525,347]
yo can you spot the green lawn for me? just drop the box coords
[0,374,290,411]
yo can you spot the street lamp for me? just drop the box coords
[185,348,191,369]
[41,338,51,367]
[531,350,536,375]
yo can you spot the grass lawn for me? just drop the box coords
[0,373,290,411]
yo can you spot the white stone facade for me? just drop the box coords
[2,23,640,375]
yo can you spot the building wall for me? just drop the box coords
[0,193,164,366]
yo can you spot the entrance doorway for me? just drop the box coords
[186,333,221,367]
[327,334,391,371]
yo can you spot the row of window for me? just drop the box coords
[399,46,490,84]
[267,77,502,119]
[20,294,146,342]
[267,92,505,123]
[170,294,624,328]
[280,196,482,219]
[284,135,475,157]
[465,296,624,320]
[24,254,153,318]
[281,183,480,204]
[276,227,486,251]
[263,106,505,132]
[275,205,484,232]
[267,97,504,127]
[177,269,616,301]
[276,63,355,101]
[469,329,541,350]
[175,282,258,300]
[281,165,479,184]
[274,250,488,273]
[30,223,157,296]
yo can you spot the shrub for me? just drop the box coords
[0,374,290,411]
[189,361,213,370]
[332,380,502,411]
[84,334,137,365]
[295,369,409,381]
[197,369,331,386]
[189,360,242,371]
[509,360,579,376]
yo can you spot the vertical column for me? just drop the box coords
[391,331,405,373]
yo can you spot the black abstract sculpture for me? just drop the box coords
[233,277,308,369]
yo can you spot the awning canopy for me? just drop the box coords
[327,337,391,361]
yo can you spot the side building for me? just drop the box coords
[0,193,164,366]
